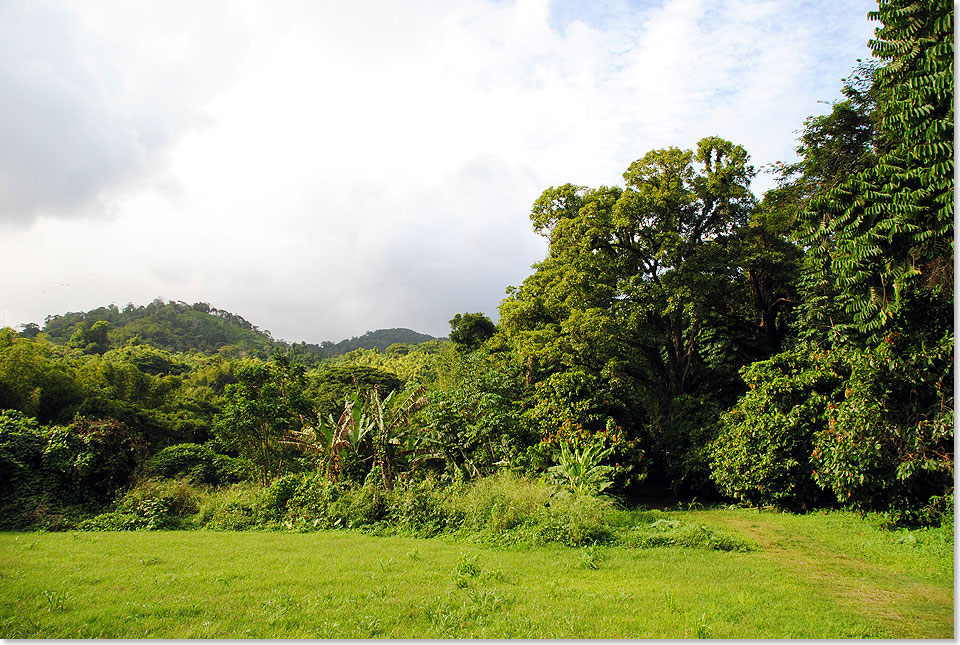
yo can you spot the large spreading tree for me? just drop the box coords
[499,137,800,493]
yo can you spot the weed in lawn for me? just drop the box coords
[454,552,482,588]
[354,615,383,637]
[694,612,711,639]
[579,544,603,570]
[663,590,679,614]
[41,590,69,613]
[262,591,300,626]
[465,586,510,619]
[421,596,458,632]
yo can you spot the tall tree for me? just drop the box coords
[214,355,311,485]
[712,0,953,521]
[449,313,497,352]
[499,137,798,492]
[800,0,953,339]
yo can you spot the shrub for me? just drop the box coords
[145,443,215,482]
[710,345,844,510]
[256,472,390,531]
[145,443,254,485]
[259,473,303,522]
[444,471,553,536]
[547,441,614,496]
[213,452,256,483]
[79,478,205,531]
[811,341,953,522]
[77,511,149,531]
[196,483,261,530]
[713,304,952,525]
[237,470,619,544]
[119,478,203,528]
[43,416,147,505]
[343,476,389,528]
[282,473,344,529]
[262,473,447,533]
[531,492,616,546]
[0,410,47,506]
[386,477,449,535]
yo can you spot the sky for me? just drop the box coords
[0,0,877,344]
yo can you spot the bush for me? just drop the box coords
[79,478,205,531]
[444,471,552,536]
[535,493,617,546]
[145,443,254,485]
[710,345,844,511]
[345,480,390,528]
[43,416,147,505]
[281,473,344,529]
[712,335,953,524]
[145,443,215,482]
[213,453,255,483]
[269,473,446,532]
[182,470,618,544]
[77,511,149,531]
[0,410,47,506]
[811,341,953,522]
[1,411,148,527]
[386,477,449,535]
[64,470,754,551]
[0,411,113,529]
[119,478,203,528]
[259,473,304,522]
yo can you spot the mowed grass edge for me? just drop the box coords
[0,509,952,638]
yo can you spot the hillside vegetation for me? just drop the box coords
[32,298,434,363]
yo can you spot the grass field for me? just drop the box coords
[0,508,952,638]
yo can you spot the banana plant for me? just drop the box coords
[547,441,615,496]
[283,391,373,482]
[366,384,431,490]
[284,384,432,488]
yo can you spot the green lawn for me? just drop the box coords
[0,508,952,638]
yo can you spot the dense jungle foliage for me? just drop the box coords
[0,0,952,532]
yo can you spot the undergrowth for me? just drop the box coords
[76,471,755,551]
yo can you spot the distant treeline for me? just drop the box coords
[28,298,434,364]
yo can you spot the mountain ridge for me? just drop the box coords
[27,298,437,361]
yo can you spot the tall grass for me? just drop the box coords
[441,472,617,546]
[78,471,751,551]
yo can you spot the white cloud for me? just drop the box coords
[0,0,246,224]
[0,0,876,342]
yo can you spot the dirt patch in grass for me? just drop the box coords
[699,512,954,639]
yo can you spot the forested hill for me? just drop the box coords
[321,328,437,355]
[30,299,435,360]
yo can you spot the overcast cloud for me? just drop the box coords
[0,0,876,342]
